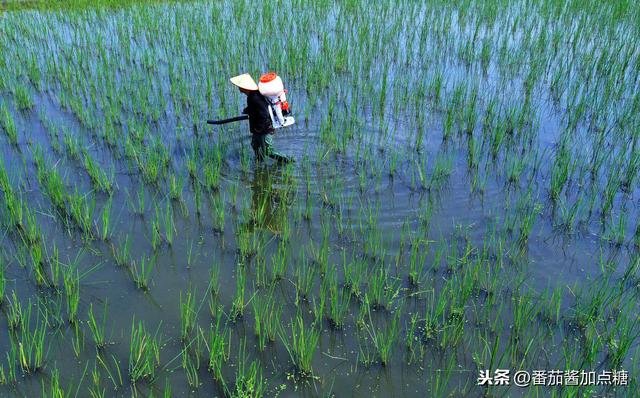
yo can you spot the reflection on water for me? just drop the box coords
[249,162,295,234]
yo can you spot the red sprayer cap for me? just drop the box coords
[259,72,277,83]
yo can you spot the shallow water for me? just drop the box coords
[0,0,639,397]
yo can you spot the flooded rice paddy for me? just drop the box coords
[0,0,639,396]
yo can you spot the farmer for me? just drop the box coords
[230,73,292,163]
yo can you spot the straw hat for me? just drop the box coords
[230,73,258,91]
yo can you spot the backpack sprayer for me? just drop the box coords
[207,72,295,129]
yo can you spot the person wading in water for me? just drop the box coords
[230,73,293,163]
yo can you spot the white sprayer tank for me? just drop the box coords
[258,72,294,128]
[258,73,284,97]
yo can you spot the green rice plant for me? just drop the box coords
[429,153,453,190]
[0,260,5,305]
[367,265,400,310]
[408,239,428,286]
[87,301,108,350]
[22,205,41,245]
[96,352,124,390]
[606,302,640,369]
[100,196,112,240]
[207,311,230,381]
[83,152,113,193]
[363,306,401,366]
[15,303,47,373]
[193,181,203,216]
[325,265,350,329]
[69,188,95,239]
[111,234,131,266]
[62,128,81,161]
[343,253,366,299]
[5,345,17,384]
[131,254,155,290]
[0,104,18,145]
[63,265,80,324]
[169,174,184,202]
[252,290,282,351]
[135,185,146,215]
[128,319,161,384]
[601,169,621,216]
[404,312,425,364]
[423,288,446,342]
[621,148,639,192]
[151,210,161,250]
[540,287,562,326]
[255,256,268,288]
[42,368,65,397]
[604,212,626,246]
[203,159,221,191]
[511,292,540,342]
[89,364,105,398]
[270,243,288,282]
[231,264,246,319]
[230,340,266,398]
[164,201,174,245]
[294,253,315,304]
[14,84,34,111]
[211,193,225,232]
[550,142,573,201]
[180,288,197,341]
[557,196,583,232]
[514,193,542,244]
[279,314,321,377]
[6,291,23,331]
[181,338,202,389]
[31,242,47,286]
[209,261,220,298]
[428,352,455,397]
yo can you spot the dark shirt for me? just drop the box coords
[243,91,273,135]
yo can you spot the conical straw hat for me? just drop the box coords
[230,73,258,91]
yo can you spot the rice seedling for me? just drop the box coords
[0,104,18,145]
[211,193,225,232]
[163,200,174,246]
[367,264,400,310]
[0,260,5,304]
[231,264,247,319]
[270,242,288,282]
[131,254,155,291]
[82,151,113,193]
[325,265,351,329]
[111,234,131,266]
[230,340,267,398]
[207,311,230,382]
[15,302,47,373]
[279,313,321,377]
[294,253,315,304]
[87,301,109,350]
[14,84,34,111]
[252,289,282,351]
[43,368,65,397]
[6,291,24,331]
[128,319,161,384]
[89,364,106,398]
[343,253,366,300]
[363,306,401,366]
[180,288,197,341]
[63,265,80,324]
